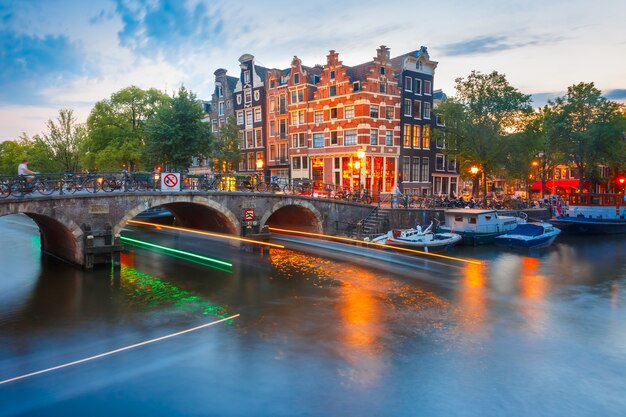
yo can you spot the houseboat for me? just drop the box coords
[549,193,626,234]
[438,209,526,246]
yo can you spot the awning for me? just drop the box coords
[531,179,587,191]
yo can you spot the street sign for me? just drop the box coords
[244,209,255,221]
[161,173,180,192]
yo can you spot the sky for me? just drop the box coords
[1,0,625,142]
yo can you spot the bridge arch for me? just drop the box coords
[0,210,84,266]
[114,196,240,236]
[260,199,324,233]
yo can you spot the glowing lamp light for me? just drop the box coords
[256,159,264,170]
[470,166,479,175]
[354,160,361,170]
[619,177,625,185]
[356,149,365,160]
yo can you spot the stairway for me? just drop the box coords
[360,207,390,239]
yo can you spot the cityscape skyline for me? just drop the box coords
[1,0,625,142]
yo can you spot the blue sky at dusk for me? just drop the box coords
[1,0,625,141]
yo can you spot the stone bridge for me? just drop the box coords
[0,191,375,268]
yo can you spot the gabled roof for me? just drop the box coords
[346,61,371,83]
[226,75,238,92]
[302,65,323,84]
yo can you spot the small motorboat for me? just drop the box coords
[494,222,561,249]
[371,222,462,252]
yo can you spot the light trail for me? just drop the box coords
[0,314,240,386]
[128,219,285,249]
[268,227,483,265]
[120,236,233,269]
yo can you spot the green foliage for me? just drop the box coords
[39,109,87,172]
[210,116,241,172]
[435,71,532,196]
[143,86,213,170]
[85,86,170,170]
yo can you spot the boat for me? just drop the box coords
[494,222,561,249]
[370,222,462,252]
[548,193,626,234]
[437,209,527,246]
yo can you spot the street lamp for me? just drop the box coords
[470,166,479,198]
[256,158,264,185]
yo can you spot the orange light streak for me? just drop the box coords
[127,220,285,249]
[268,227,482,265]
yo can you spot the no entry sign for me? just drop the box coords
[161,173,180,192]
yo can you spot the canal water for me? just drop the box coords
[1,214,626,417]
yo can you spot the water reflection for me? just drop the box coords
[457,262,488,339]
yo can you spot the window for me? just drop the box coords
[298,110,305,125]
[405,76,412,91]
[412,125,421,148]
[436,114,444,126]
[423,102,431,119]
[447,157,457,171]
[237,111,244,125]
[402,157,410,182]
[246,130,254,148]
[216,84,223,97]
[370,129,378,145]
[380,66,386,75]
[386,106,394,120]
[414,79,422,95]
[254,90,260,101]
[294,73,300,84]
[414,100,422,119]
[353,81,361,92]
[279,95,287,114]
[313,75,320,84]
[245,110,253,127]
[269,97,276,112]
[403,99,412,116]
[329,85,337,97]
[292,156,301,169]
[212,119,218,133]
[412,157,420,182]
[292,133,306,148]
[291,89,304,104]
[291,112,299,126]
[436,132,445,149]
[370,105,379,118]
[385,130,393,146]
[254,107,261,122]
[436,154,445,171]
[270,79,275,89]
[330,108,338,119]
[270,120,275,136]
[424,80,432,95]
[421,157,429,182]
[279,120,287,137]
[344,129,357,145]
[403,125,411,147]
[422,125,430,149]
[345,106,354,119]
[255,128,263,147]
[314,111,324,123]
[237,94,242,105]
[244,89,252,105]
[330,70,335,79]
[313,133,324,148]
[244,70,250,84]
[379,83,386,93]
[330,131,338,145]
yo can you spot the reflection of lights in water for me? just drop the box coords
[518,256,548,333]
[268,248,450,385]
[117,254,231,320]
[120,236,232,272]
[458,263,488,336]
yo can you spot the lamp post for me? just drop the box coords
[256,158,264,185]
[470,166,479,198]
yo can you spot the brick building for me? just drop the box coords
[265,66,292,181]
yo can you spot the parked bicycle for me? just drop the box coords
[256,175,282,192]
[63,171,100,193]
[9,175,55,197]
[197,174,222,191]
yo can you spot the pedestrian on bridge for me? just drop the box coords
[17,159,37,182]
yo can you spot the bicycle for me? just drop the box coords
[197,174,222,191]
[235,176,255,192]
[256,176,282,192]
[9,175,55,197]
[64,171,100,194]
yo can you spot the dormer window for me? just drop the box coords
[244,70,250,84]
[294,73,300,84]
[330,70,335,80]
[353,81,361,92]
[380,66,386,75]
[313,75,320,84]
[216,83,223,97]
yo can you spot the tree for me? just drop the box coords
[40,109,87,172]
[550,82,625,191]
[210,116,241,172]
[143,86,213,170]
[435,70,532,198]
[85,86,170,171]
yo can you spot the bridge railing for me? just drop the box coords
[0,171,391,206]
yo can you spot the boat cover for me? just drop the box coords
[508,224,544,237]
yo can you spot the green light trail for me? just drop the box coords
[120,236,233,269]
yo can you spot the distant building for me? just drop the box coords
[265,66,292,181]
[233,54,269,175]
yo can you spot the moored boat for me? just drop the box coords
[438,209,527,245]
[549,193,626,235]
[494,222,561,249]
[371,222,462,252]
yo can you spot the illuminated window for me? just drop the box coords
[422,125,430,149]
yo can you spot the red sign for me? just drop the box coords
[244,209,255,221]
[163,173,179,188]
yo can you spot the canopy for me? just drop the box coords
[531,179,587,191]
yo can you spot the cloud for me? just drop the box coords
[605,89,626,101]
[113,0,223,59]
[0,29,89,105]
[440,33,564,57]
